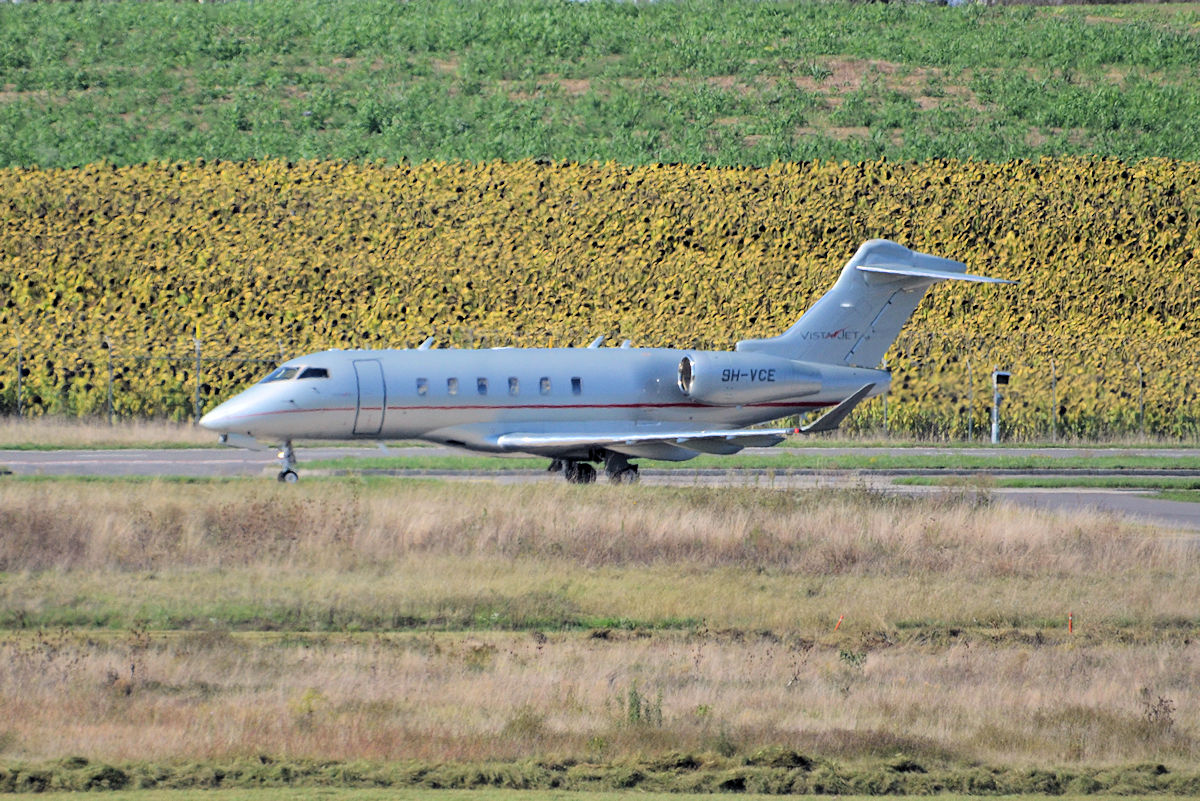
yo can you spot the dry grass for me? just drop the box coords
[0,417,216,449]
[1,480,1196,630]
[0,480,1185,577]
[0,627,1194,767]
[0,480,1195,769]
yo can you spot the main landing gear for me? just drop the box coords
[277,440,299,483]
[547,452,639,485]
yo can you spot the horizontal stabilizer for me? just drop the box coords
[856,263,1014,284]
[798,383,875,434]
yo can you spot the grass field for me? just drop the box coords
[0,417,217,450]
[305,451,1200,473]
[12,794,1146,801]
[0,478,1196,793]
[16,789,1196,801]
[897,476,1200,490]
[2,0,1199,167]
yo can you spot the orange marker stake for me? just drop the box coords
[834,614,844,632]
[1068,612,1073,634]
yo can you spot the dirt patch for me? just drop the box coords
[786,57,925,92]
[558,78,592,96]
[496,59,987,113]
[796,125,871,141]
[1026,126,1092,149]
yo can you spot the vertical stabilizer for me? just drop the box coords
[736,239,1005,367]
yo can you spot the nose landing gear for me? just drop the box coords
[277,440,299,483]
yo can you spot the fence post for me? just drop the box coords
[194,335,202,424]
[1051,360,1057,443]
[1138,362,1145,438]
[15,338,22,418]
[967,357,973,443]
[105,336,114,426]
[882,357,888,436]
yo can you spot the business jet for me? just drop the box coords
[199,239,1011,483]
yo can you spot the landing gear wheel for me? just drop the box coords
[603,452,639,484]
[276,440,298,483]
[611,466,640,484]
[564,461,596,484]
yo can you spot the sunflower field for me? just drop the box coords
[2,157,1198,438]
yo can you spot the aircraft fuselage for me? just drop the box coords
[197,239,1012,482]
[201,346,888,459]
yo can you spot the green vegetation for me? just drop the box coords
[895,475,1200,489]
[20,793,1178,801]
[1,0,1199,167]
[307,451,1200,472]
[1154,489,1200,503]
[3,759,1200,796]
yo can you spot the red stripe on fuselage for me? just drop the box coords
[225,400,832,421]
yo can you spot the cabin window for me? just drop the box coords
[477,377,488,395]
[508,377,519,396]
[416,378,429,396]
[298,367,329,380]
[539,377,551,395]
[571,377,582,395]
[447,377,458,396]
[259,366,300,383]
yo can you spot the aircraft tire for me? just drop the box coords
[278,469,299,483]
[565,462,596,484]
[609,466,639,484]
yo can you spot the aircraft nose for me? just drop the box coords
[198,400,237,432]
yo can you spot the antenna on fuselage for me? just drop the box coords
[587,336,605,349]
[418,337,435,350]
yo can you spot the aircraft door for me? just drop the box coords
[352,359,386,436]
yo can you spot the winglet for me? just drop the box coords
[798,383,876,434]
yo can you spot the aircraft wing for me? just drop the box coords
[495,383,876,458]
[496,427,793,452]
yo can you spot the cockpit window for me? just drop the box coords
[299,367,330,379]
[259,366,300,383]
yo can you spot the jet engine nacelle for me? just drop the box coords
[677,352,821,405]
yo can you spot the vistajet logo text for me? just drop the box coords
[798,328,858,341]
